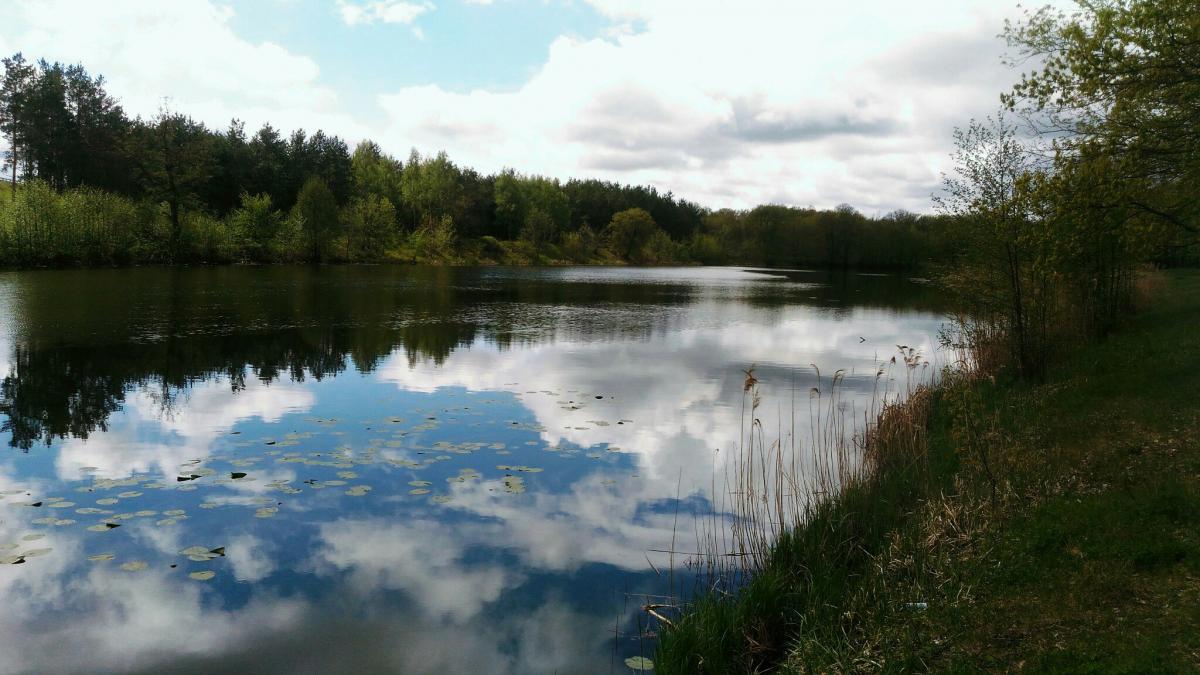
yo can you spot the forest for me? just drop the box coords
[0,53,963,269]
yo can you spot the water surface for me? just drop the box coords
[0,266,943,673]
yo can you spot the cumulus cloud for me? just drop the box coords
[373,0,1050,212]
[0,0,369,140]
[336,0,434,27]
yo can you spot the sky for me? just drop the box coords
[0,0,1050,214]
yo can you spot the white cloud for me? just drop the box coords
[0,0,369,139]
[375,0,1049,212]
[337,0,434,26]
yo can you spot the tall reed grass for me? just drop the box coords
[655,350,938,672]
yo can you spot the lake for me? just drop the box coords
[0,266,944,674]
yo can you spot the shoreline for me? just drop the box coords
[656,269,1200,672]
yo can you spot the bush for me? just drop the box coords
[231,192,284,262]
[410,214,457,261]
[561,225,598,261]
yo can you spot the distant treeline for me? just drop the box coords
[0,53,962,269]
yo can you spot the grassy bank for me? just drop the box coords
[657,270,1200,672]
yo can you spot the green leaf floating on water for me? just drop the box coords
[189,570,216,581]
[624,656,654,671]
[179,546,225,560]
[120,560,148,572]
[496,465,543,473]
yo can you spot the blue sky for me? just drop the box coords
[0,0,1053,212]
[228,0,610,116]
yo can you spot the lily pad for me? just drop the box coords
[189,570,216,581]
[87,553,116,562]
[625,656,654,671]
[120,560,148,572]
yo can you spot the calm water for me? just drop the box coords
[0,266,943,674]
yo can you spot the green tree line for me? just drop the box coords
[1,53,966,269]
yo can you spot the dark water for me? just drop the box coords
[0,266,944,674]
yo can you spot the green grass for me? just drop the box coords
[657,270,1200,673]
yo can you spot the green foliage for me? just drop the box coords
[292,176,340,262]
[0,180,149,266]
[409,214,457,261]
[1004,0,1200,242]
[230,192,284,262]
[606,207,658,261]
[344,194,397,260]
[519,206,557,249]
[560,224,597,262]
[130,109,215,259]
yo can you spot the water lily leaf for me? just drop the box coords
[189,570,216,581]
[87,553,116,562]
[47,501,75,508]
[624,656,654,671]
[120,560,148,572]
[86,523,120,532]
[409,488,430,495]
[117,491,142,498]
[95,498,118,505]
[501,476,526,494]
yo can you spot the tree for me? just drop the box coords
[493,169,526,239]
[293,176,339,262]
[520,207,557,249]
[0,53,35,198]
[606,207,659,261]
[936,114,1051,379]
[345,194,397,259]
[130,109,214,259]
[230,191,283,262]
[1004,0,1200,236]
[350,140,403,206]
